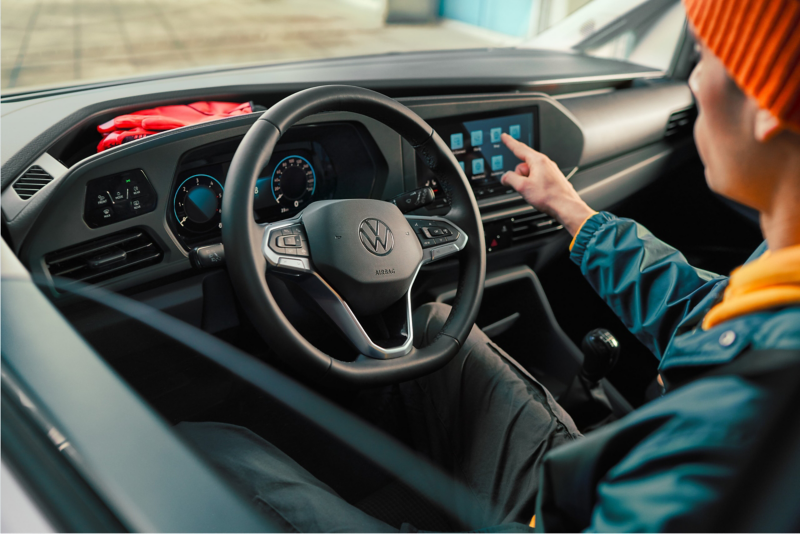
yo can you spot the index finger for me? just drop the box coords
[501,132,536,163]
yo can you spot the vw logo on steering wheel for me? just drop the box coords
[359,218,394,256]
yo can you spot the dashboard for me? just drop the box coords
[2,76,695,294]
[80,108,542,253]
[79,122,385,252]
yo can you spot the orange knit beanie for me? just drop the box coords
[683,0,800,132]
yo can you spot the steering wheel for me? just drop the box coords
[222,85,485,387]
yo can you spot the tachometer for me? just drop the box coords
[271,155,316,211]
[173,174,224,233]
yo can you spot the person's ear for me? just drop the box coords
[754,108,783,142]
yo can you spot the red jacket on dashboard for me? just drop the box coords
[97,101,255,152]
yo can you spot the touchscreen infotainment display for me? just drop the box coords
[417,107,539,210]
[441,110,536,186]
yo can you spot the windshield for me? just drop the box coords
[1,0,685,94]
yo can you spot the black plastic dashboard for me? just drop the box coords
[0,48,696,295]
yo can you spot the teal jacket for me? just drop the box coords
[537,212,800,532]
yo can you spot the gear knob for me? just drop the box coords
[580,328,620,383]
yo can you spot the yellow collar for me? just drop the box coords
[703,245,800,329]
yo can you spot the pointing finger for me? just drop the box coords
[501,133,534,162]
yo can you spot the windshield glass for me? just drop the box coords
[1,0,685,94]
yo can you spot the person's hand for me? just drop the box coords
[500,133,595,236]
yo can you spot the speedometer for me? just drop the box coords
[173,174,224,233]
[271,155,316,211]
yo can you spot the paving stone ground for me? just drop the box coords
[1,0,510,92]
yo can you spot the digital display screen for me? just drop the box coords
[442,111,536,186]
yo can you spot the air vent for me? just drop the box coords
[509,212,562,243]
[45,230,163,285]
[665,107,697,138]
[13,165,54,199]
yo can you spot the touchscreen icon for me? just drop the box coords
[472,158,485,175]
[509,124,521,139]
[450,133,464,150]
[491,155,504,172]
[470,130,483,146]
[490,127,502,143]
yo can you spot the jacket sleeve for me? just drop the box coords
[584,377,767,532]
[569,212,726,360]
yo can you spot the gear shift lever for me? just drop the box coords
[580,328,620,384]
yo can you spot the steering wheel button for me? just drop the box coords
[429,228,443,236]
[434,237,448,245]
[440,227,452,236]
[277,257,306,270]
[421,238,435,248]
[430,243,459,261]
[295,245,309,257]
[277,235,300,247]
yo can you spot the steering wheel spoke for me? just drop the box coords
[295,267,419,360]
[261,216,314,274]
[405,215,469,264]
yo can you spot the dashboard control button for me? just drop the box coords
[92,193,111,208]
[112,189,126,203]
[84,169,156,228]
[86,207,116,226]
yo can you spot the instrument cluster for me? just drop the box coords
[167,137,337,250]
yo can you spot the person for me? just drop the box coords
[178,0,800,530]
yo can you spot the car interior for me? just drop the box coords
[0,10,771,530]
